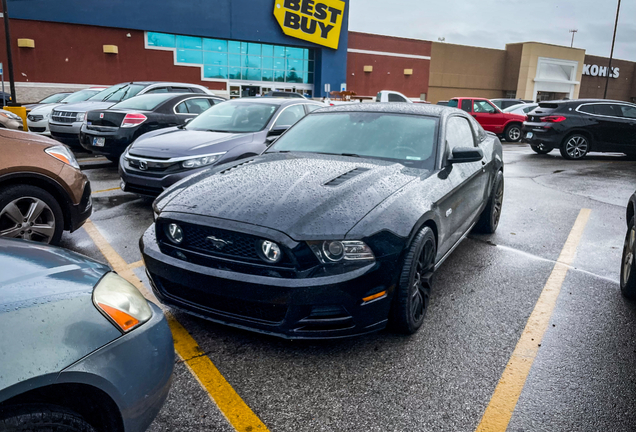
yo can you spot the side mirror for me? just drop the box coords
[449,147,483,164]
[268,125,289,137]
[184,117,194,123]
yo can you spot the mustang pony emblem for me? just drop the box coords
[206,236,233,250]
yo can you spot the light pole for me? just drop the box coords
[569,29,578,48]
[604,0,621,99]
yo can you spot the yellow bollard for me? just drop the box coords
[3,106,28,131]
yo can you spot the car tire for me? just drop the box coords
[621,217,636,299]
[474,170,504,234]
[560,134,589,160]
[505,124,522,142]
[390,226,436,335]
[0,404,96,432]
[0,184,64,245]
[531,144,552,155]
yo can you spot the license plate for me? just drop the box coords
[93,137,105,147]
[526,132,534,139]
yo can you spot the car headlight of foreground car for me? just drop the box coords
[45,145,80,169]
[181,152,225,169]
[0,111,22,121]
[307,240,375,264]
[93,272,152,333]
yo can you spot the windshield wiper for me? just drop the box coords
[206,129,229,133]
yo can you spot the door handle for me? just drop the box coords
[482,160,486,166]
[472,114,477,118]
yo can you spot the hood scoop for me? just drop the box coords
[220,159,255,174]
[324,167,370,187]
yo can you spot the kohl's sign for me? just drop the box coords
[583,64,620,79]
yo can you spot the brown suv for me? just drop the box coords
[0,130,92,244]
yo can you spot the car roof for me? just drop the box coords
[229,97,318,106]
[540,98,634,104]
[313,102,456,118]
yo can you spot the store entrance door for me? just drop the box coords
[241,86,261,97]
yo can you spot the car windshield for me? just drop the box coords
[60,89,102,104]
[268,112,438,168]
[110,94,175,111]
[448,99,459,108]
[87,84,145,102]
[38,93,69,104]
[185,101,278,133]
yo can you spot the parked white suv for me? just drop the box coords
[49,82,213,144]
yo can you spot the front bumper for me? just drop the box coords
[50,120,82,143]
[141,225,397,339]
[58,303,174,432]
[27,118,50,134]
[119,157,204,197]
[80,126,136,158]
[68,180,92,232]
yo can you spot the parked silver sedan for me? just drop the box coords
[0,238,174,432]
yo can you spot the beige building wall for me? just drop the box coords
[515,43,586,100]
[428,42,507,103]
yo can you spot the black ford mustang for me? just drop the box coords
[141,104,504,338]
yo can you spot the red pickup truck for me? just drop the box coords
[448,97,526,142]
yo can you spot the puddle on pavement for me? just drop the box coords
[92,194,152,211]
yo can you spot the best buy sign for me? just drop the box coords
[274,0,345,50]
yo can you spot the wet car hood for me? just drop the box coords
[56,101,115,113]
[161,152,421,240]
[129,128,255,159]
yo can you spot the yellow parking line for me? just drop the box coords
[127,260,144,270]
[92,187,121,195]
[82,219,270,432]
[475,208,591,432]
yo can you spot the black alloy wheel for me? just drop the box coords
[0,185,64,245]
[0,404,96,432]
[474,170,504,234]
[621,217,636,299]
[560,134,589,160]
[505,124,522,142]
[391,226,436,335]
[531,144,552,155]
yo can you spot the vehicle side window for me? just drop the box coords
[594,104,621,117]
[460,99,472,112]
[175,102,189,114]
[467,116,486,143]
[579,105,595,114]
[446,116,476,156]
[388,93,407,102]
[473,100,496,114]
[190,88,207,94]
[618,105,636,119]
[145,87,169,94]
[523,106,537,114]
[185,98,212,114]
[170,87,192,93]
[274,105,306,127]
[305,104,321,113]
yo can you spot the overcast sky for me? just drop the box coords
[349,0,636,62]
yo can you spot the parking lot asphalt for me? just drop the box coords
[64,144,636,432]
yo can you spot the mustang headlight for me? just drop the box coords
[307,240,375,263]
[181,152,225,169]
[93,272,152,333]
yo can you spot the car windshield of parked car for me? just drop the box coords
[268,112,438,168]
[38,93,69,104]
[110,94,175,111]
[88,84,145,103]
[185,102,278,133]
[60,89,102,104]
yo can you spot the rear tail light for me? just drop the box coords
[121,113,147,128]
[540,115,566,123]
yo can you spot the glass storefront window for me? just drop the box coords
[146,32,315,86]
[203,39,227,53]
[177,49,203,64]
[204,51,228,66]
[176,35,202,50]
[204,66,228,79]
[147,32,175,48]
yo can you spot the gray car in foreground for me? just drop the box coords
[0,239,174,432]
[119,97,324,196]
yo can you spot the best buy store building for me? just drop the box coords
[0,0,350,101]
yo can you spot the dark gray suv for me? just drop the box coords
[119,97,325,196]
